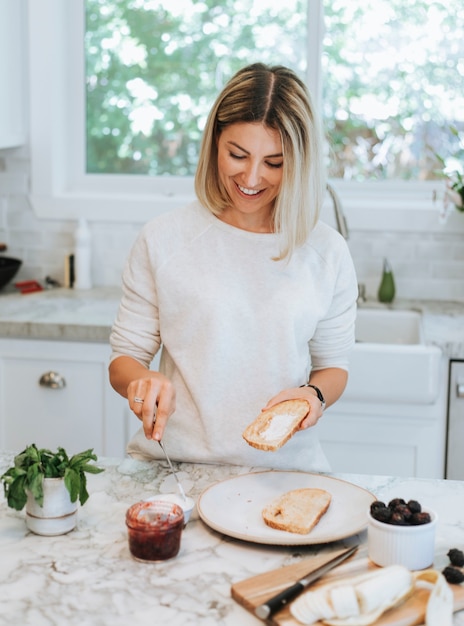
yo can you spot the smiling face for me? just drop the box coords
[216,122,283,232]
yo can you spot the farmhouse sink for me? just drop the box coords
[355,308,423,344]
[344,308,442,404]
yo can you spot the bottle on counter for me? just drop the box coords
[377,258,396,303]
[74,218,93,290]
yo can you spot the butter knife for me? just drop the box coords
[255,544,358,620]
[157,440,187,502]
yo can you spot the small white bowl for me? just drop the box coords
[368,508,437,570]
[145,493,195,524]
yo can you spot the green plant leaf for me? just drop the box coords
[69,449,98,466]
[14,444,39,469]
[26,465,44,506]
[6,475,28,511]
[78,475,90,507]
[64,468,80,503]
[78,463,105,475]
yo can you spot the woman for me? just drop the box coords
[109,63,358,471]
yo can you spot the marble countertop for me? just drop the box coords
[0,286,122,342]
[0,286,464,357]
[0,452,463,626]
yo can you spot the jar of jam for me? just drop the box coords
[126,500,184,562]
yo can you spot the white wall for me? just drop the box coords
[1,144,464,301]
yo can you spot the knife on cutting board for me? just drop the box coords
[255,544,358,620]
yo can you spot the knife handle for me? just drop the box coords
[255,581,304,620]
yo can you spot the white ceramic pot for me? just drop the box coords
[26,477,77,536]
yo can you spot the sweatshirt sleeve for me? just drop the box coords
[309,239,358,371]
[109,227,161,369]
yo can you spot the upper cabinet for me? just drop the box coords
[0,0,26,149]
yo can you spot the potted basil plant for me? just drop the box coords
[1,444,104,536]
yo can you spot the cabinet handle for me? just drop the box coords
[39,371,66,389]
[457,383,464,399]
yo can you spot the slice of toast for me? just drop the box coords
[242,399,310,451]
[262,488,332,534]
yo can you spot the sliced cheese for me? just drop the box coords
[290,565,429,626]
[330,585,360,619]
[355,565,413,614]
[290,566,454,626]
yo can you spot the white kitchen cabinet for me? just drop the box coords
[0,0,26,148]
[316,372,448,479]
[0,338,131,457]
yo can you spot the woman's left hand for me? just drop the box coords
[262,387,324,429]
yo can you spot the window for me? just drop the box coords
[322,0,464,182]
[85,0,308,177]
[28,0,464,228]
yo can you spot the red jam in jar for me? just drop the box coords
[126,500,184,562]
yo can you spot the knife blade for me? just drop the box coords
[254,544,358,620]
[157,440,187,502]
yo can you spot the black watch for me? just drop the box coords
[299,383,326,411]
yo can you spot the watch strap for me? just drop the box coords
[299,383,326,410]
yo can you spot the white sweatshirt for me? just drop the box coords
[110,201,358,471]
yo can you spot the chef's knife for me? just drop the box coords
[255,544,358,620]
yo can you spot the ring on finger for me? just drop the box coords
[134,397,144,404]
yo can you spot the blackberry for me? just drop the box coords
[388,498,406,509]
[442,566,464,585]
[390,511,408,525]
[394,503,413,521]
[448,548,464,567]
[407,499,421,514]
[410,511,431,525]
[370,500,386,514]
[371,506,392,523]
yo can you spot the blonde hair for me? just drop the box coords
[195,63,326,260]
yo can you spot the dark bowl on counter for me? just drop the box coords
[0,257,22,291]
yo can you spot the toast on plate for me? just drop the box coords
[262,487,332,534]
[242,399,310,452]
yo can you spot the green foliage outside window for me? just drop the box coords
[85,0,464,181]
[85,0,306,176]
[322,0,464,181]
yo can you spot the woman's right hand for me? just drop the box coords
[127,372,176,441]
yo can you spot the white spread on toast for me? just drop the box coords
[259,413,297,441]
[242,399,309,451]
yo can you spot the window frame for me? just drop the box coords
[27,0,464,234]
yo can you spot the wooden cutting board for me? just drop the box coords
[231,545,464,625]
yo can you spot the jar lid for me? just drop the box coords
[126,500,184,530]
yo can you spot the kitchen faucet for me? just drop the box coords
[326,183,349,239]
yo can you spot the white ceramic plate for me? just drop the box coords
[197,471,375,545]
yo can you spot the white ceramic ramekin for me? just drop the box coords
[368,508,437,570]
[145,493,195,524]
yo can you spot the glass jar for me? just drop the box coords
[126,500,184,562]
